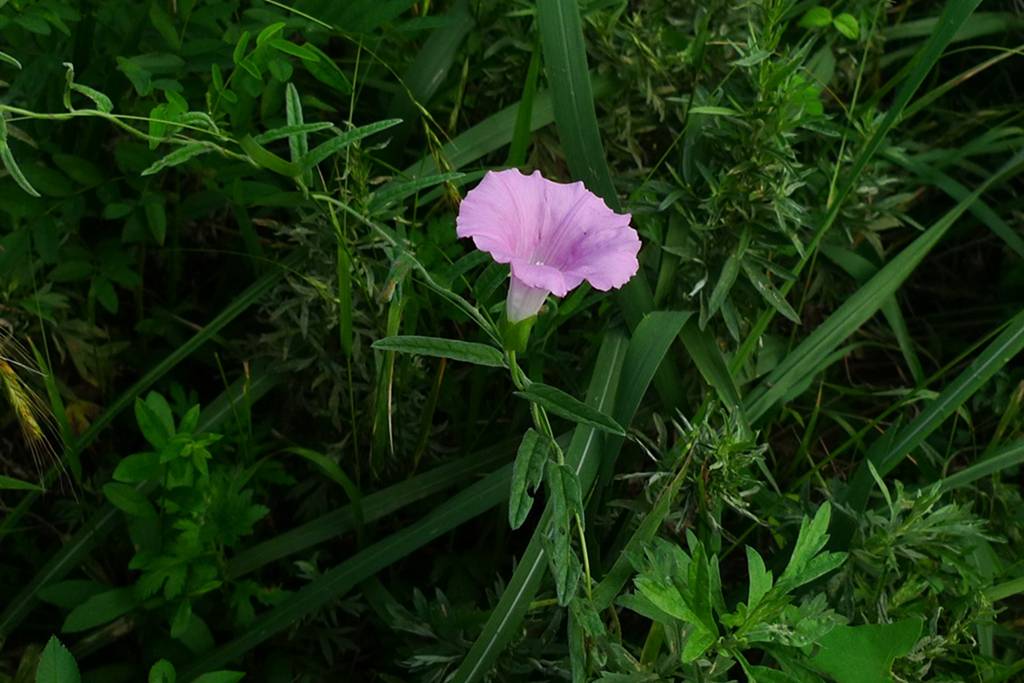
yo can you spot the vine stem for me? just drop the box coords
[507,349,593,599]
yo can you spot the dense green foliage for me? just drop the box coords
[1,0,1023,681]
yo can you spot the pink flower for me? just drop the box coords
[456,169,641,323]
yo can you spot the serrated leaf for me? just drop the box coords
[634,577,694,623]
[508,429,550,529]
[777,503,846,592]
[371,335,505,367]
[516,383,625,435]
[36,636,80,683]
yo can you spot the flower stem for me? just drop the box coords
[575,514,593,600]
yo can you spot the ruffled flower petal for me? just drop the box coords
[456,168,641,320]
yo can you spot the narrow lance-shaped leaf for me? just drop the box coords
[141,142,218,176]
[516,382,625,435]
[0,114,41,198]
[301,119,402,171]
[371,335,505,368]
[508,428,550,529]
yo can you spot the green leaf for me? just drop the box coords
[36,636,80,683]
[252,122,334,144]
[144,197,167,245]
[799,6,833,28]
[141,142,216,176]
[0,50,22,69]
[506,38,541,167]
[705,253,740,322]
[938,439,1024,493]
[115,452,160,485]
[367,171,465,212]
[516,383,625,435]
[746,547,772,610]
[232,30,250,65]
[135,393,175,448]
[777,503,846,592]
[102,482,157,519]
[256,21,285,46]
[682,626,716,663]
[171,600,192,638]
[0,130,42,198]
[538,0,617,203]
[37,581,106,609]
[508,428,550,529]
[833,13,861,39]
[149,660,176,683]
[742,259,800,324]
[810,618,923,683]
[451,334,629,683]
[371,335,505,367]
[268,39,319,62]
[69,83,113,113]
[192,673,245,683]
[0,474,43,491]
[284,83,311,185]
[149,1,180,50]
[300,119,402,171]
[239,135,301,177]
[688,105,743,116]
[61,587,137,633]
[302,44,352,94]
